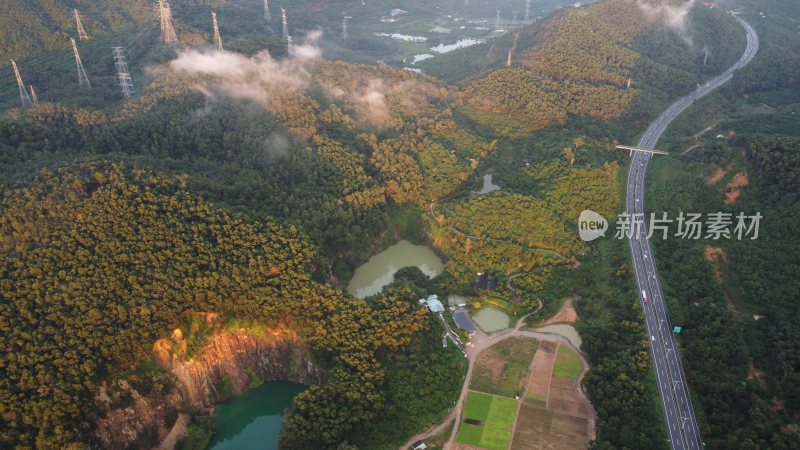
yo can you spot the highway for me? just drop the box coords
[625,16,758,450]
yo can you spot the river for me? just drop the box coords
[347,240,444,299]
[209,382,305,450]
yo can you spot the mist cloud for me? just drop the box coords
[167,31,323,106]
[165,30,426,130]
[353,79,390,126]
[636,0,696,31]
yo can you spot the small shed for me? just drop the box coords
[410,441,427,450]
[426,294,445,313]
[473,272,498,290]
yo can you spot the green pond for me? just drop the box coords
[472,307,510,333]
[347,240,444,299]
[209,381,305,450]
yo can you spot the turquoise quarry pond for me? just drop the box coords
[209,381,305,450]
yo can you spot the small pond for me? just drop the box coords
[534,324,583,350]
[477,174,500,194]
[471,307,510,333]
[347,240,444,299]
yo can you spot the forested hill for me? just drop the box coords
[0,1,773,449]
[0,56,499,268]
[0,163,461,449]
[451,0,745,136]
[0,0,153,62]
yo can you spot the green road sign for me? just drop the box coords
[673,326,682,333]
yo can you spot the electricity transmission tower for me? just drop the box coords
[112,47,135,101]
[212,11,223,51]
[29,86,39,104]
[495,9,501,30]
[157,0,178,44]
[281,8,290,41]
[74,9,89,40]
[70,38,91,87]
[524,0,531,24]
[264,0,271,21]
[507,32,519,67]
[342,16,351,41]
[11,60,32,108]
[703,49,710,65]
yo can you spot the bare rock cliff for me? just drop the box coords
[95,322,323,449]
[153,324,325,407]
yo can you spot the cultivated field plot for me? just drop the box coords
[470,337,539,397]
[524,340,557,406]
[456,392,518,450]
[552,343,582,378]
[512,343,590,450]
[511,402,588,450]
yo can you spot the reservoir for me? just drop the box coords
[210,381,305,450]
[347,240,444,299]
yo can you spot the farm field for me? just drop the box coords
[456,392,518,450]
[455,339,592,450]
[470,337,539,397]
[524,341,557,407]
[552,343,583,378]
[511,342,591,449]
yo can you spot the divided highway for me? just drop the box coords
[626,16,758,450]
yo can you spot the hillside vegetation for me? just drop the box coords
[459,0,650,135]
[0,164,463,449]
[0,58,496,272]
[455,0,746,136]
[0,0,152,63]
[429,162,619,280]
[0,0,783,448]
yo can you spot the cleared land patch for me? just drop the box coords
[552,344,582,379]
[470,337,539,397]
[542,297,578,325]
[457,392,518,450]
[525,341,557,406]
[512,342,591,449]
